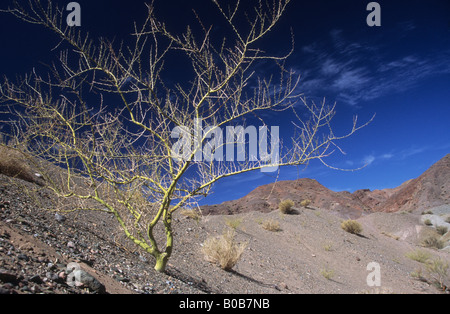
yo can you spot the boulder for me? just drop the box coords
[68,268,106,293]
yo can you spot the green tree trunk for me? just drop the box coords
[151,212,173,273]
[154,253,169,273]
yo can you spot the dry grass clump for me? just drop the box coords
[262,219,281,232]
[411,258,449,291]
[300,199,311,208]
[0,145,35,183]
[225,217,243,230]
[323,242,333,252]
[341,219,363,235]
[436,225,448,236]
[279,199,295,214]
[381,231,400,240]
[202,229,247,271]
[180,209,202,222]
[320,268,335,280]
[0,145,46,186]
[406,249,432,263]
[421,236,445,249]
[425,258,449,290]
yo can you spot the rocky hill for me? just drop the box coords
[371,154,450,213]
[202,154,450,218]
[202,178,369,218]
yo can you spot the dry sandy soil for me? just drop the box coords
[0,147,449,294]
[1,172,449,294]
[178,208,449,294]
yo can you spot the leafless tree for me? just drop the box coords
[0,0,372,272]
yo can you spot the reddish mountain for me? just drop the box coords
[202,178,369,219]
[371,154,450,213]
[201,154,450,218]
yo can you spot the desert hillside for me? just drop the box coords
[202,154,450,217]
[0,147,449,294]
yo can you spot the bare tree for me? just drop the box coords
[0,0,372,272]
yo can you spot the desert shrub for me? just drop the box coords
[300,199,311,208]
[180,209,202,222]
[262,219,281,232]
[0,145,36,184]
[411,258,449,291]
[410,268,426,281]
[405,249,432,263]
[320,268,335,280]
[202,229,247,271]
[225,217,243,230]
[424,219,433,226]
[422,236,445,249]
[381,231,400,240]
[341,219,363,235]
[425,258,449,290]
[421,210,433,215]
[445,217,450,224]
[323,242,333,252]
[279,199,295,214]
[436,226,448,236]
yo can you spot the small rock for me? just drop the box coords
[20,285,31,293]
[0,270,19,284]
[0,231,10,239]
[0,286,11,294]
[31,285,41,293]
[46,272,59,282]
[2,283,15,290]
[117,276,130,283]
[29,275,43,284]
[55,213,66,223]
[279,282,289,290]
[58,271,67,281]
[68,269,106,293]
[37,256,48,263]
[0,201,9,210]
[17,254,29,262]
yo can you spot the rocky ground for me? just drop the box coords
[1,172,450,294]
[0,174,204,294]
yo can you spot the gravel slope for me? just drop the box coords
[1,173,449,294]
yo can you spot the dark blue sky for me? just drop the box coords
[1,0,449,205]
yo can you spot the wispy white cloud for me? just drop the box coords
[320,58,343,76]
[363,155,376,166]
[295,29,450,107]
[355,151,395,167]
[332,67,370,91]
[398,146,429,159]
[353,145,443,167]
[380,153,394,160]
